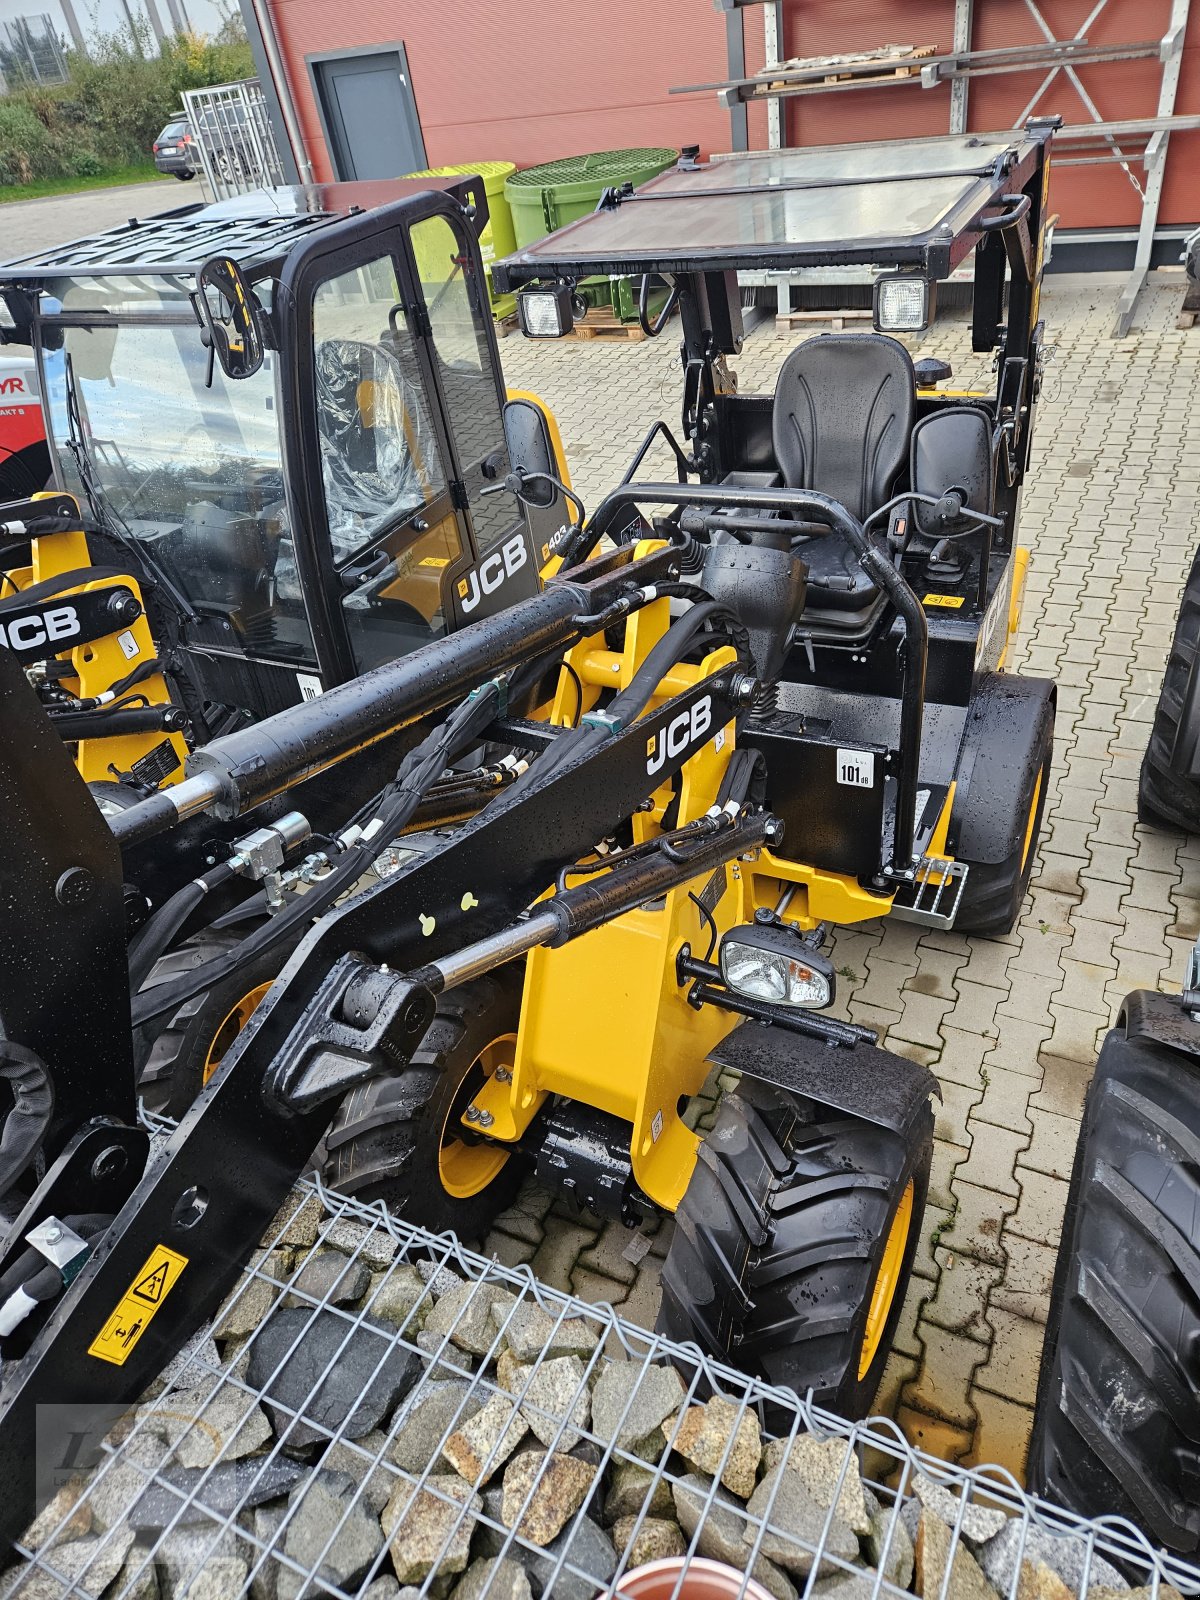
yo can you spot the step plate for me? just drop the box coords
[889,855,968,928]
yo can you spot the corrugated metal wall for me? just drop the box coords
[265,0,1198,230]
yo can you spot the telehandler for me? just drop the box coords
[0,175,573,1111]
[0,124,1057,1542]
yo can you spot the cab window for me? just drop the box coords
[312,251,465,673]
[409,213,513,552]
[312,253,447,562]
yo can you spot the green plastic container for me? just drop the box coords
[505,147,676,249]
[403,161,517,318]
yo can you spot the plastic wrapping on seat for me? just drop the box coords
[315,339,435,558]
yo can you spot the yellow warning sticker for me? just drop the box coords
[457,578,469,599]
[419,556,450,569]
[88,1244,188,1366]
[922,593,965,609]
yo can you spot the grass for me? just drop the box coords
[0,161,170,205]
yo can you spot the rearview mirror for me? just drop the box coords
[192,255,266,380]
[501,398,558,509]
[910,407,995,537]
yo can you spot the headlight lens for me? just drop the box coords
[517,284,573,338]
[720,939,833,1009]
[874,275,930,333]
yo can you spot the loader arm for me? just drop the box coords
[0,539,778,1541]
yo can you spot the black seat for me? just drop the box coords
[773,332,916,519]
[772,334,916,636]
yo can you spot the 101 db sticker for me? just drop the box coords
[836,749,875,788]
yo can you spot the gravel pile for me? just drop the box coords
[5,1186,1190,1600]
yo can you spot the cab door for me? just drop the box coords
[279,193,539,685]
[401,204,542,628]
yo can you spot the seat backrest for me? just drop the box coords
[772,333,916,521]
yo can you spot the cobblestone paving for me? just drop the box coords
[484,270,1200,1482]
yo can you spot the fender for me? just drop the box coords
[951,670,1056,863]
[706,1020,940,1137]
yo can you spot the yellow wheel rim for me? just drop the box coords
[438,1034,515,1200]
[858,1179,914,1381]
[202,980,272,1085]
[1020,764,1045,872]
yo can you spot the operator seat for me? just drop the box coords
[772,333,916,642]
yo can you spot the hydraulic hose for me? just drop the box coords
[0,1040,54,1201]
[0,1213,112,1336]
[130,667,526,1029]
[126,862,238,994]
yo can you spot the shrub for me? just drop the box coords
[0,15,254,186]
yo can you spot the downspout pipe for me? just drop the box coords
[246,0,314,182]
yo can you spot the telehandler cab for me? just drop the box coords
[0,175,571,790]
[0,177,574,1112]
[0,126,1057,1543]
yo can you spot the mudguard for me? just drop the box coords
[706,1020,940,1137]
[950,670,1056,863]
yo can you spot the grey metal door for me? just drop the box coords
[312,47,426,182]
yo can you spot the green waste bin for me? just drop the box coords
[402,161,518,319]
[505,148,676,320]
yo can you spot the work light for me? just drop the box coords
[719,922,835,1010]
[517,283,574,339]
[874,274,934,334]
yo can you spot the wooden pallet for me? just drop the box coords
[1178,280,1200,331]
[566,306,649,342]
[495,304,675,343]
[761,44,936,93]
[774,307,873,333]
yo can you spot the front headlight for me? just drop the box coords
[719,923,835,1010]
[874,274,934,334]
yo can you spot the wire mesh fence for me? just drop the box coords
[8,1174,1199,1600]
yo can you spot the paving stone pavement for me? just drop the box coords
[482,269,1200,1483]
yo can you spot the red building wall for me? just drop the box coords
[267,0,766,181]
[267,0,1198,231]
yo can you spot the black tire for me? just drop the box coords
[322,971,525,1242]
[174,170,194,180]
[658,1079,933,1419]
[951,684,1055,936]
[1138,545,1200,832]
[1026,1013,1200,1557]
[138,928,284,1119]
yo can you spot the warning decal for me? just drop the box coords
[922,593,965,609]
[88,1244,188,1366]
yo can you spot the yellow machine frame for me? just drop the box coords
[4,496,187,786]
[464,541,967,1211]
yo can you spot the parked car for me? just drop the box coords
[152,119,200,180]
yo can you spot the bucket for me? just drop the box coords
[402,161,517,318]
[613,1559,777,1600]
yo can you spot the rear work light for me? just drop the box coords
[874,274,935,334]
[517,283,574,339]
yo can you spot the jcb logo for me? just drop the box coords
[646,694,713,776]
[0,377,25,395]
[0,603,80,652]
[458,534,528,615]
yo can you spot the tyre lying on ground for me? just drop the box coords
[1027,988,1200,1560]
